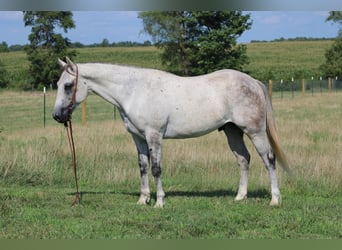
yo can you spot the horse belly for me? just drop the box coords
[163,123,222,139]
[163,101,229,139]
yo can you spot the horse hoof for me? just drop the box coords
[137,200,146,205]
[154,198,165,208]
[137,194,150,205]
[235,194,247,201]
[269,196,281,206]
[269,200,279,206]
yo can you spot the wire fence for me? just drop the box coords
[267,78,342,99]
[2,77,342,132]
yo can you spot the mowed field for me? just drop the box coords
[0,41,341,239]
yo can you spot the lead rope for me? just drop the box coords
[64,63,80,206]
[65,120,80,206]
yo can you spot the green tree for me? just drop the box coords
[139,11,252,76]
[101,38,110,47]
[0,61,8,88]
[23,11,76,89]
[321,11,342,78]
[0,41,9,52]
[326,11,342,28]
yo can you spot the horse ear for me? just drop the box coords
[58,58,66,68]
[66,57,76,72]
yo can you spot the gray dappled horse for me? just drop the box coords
[53,57,291,208]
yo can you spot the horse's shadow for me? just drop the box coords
[164,189,270,199]
[68,188,270,201]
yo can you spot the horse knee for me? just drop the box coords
[151,162,162,177]
[139,163,148,175]
[233,151,250,171]
[138,156,149,175]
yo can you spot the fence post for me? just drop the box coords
[328,78,332,94]
[268,80,273,98]
[302,79,305,97]
[280,79,283,99]
[82,101,86,125]
[43,87,46,128]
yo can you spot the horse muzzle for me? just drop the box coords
[52,108,71,124]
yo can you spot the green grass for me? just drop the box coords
[1,184,340,239]
[74,47,163,70]
[245,40,333,81]
[0,91,341,239]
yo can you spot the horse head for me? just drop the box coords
[53,57,88,124]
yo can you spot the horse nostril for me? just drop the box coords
[53,112,61,122]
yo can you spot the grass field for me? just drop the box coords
[0,90,341,239]
[0,40,334,89]
[244,40,333,81]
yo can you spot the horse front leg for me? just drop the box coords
[132,135,151,205]
[137,153,151,205]
[146,131,165,208]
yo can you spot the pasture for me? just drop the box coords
[0,90,341,239]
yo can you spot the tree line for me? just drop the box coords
[0,40,153,52]
[1,11,342,90]
[1,37,334,53]
[250,37,335,43]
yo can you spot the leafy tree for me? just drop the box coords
[23,11,76,89]
[326,11,342,28]
[0,61,8,88]
[139,11,252,76]
[101,38,110,47]
[321,39,342,78]
[0,41,9,52]
[321,11,342,78]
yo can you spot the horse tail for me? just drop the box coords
[258,81,292,175]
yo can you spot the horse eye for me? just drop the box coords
[64,82,74,91]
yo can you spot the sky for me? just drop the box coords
[0,11,340,46]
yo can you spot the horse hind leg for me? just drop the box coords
[249,132,281,206]
[223,123,251,201]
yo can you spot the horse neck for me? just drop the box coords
[80,64,132,108]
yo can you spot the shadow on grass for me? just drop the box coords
[166,189,270,199]
[68,188,270,200]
